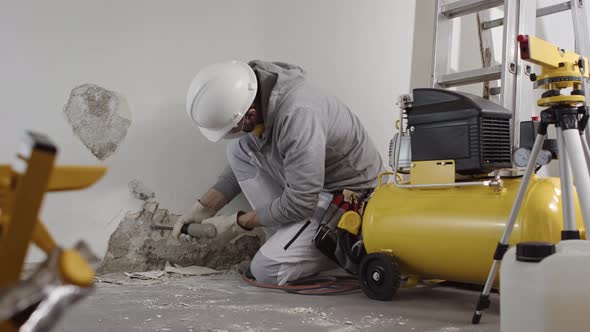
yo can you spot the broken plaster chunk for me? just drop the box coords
[125,211,142,220]
[163,262,223,276]
[123,270,165,280]
[167,214,180,225]
[128,179,155,201]
[143,201,159,215]
[152,209,169,224]
[63,84,131,161]
[98,200,262,274]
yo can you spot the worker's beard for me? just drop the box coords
[241,121,257,133]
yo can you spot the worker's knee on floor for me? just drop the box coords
[250,252,280,285]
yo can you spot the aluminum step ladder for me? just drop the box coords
[432,0,590,149]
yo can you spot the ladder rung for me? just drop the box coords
[489,87,502,95]
[482,1,572,30]
[437,65,502,87]
[537,1,572,18]
[441,0,503,18]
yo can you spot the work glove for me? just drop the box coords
[172,201,216,243]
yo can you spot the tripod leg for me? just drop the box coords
[557,127,579,238]
[563,129,590,236]
[581,134,590,169]
[472,133,547,324]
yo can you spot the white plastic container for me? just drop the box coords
[501,240,590,332]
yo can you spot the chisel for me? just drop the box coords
[150,223,217,238]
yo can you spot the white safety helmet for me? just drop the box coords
[186,60,258,142]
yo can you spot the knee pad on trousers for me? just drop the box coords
[249,251,280,285]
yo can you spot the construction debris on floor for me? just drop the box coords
[58,272,499,332]
[90,190,500,332]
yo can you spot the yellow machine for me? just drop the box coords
[0,131,106,331]
[350,35,588,302]
[363,175,583,285]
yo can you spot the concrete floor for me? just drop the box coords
[56,273,499,332]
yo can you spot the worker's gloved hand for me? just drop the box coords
[202,212,251,243]
[173,201,216,243]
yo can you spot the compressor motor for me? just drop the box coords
[394,89,513,175]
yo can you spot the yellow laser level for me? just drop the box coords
[518,34,589,107]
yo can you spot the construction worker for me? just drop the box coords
[175,60,383,285]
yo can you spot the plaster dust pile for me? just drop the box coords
[98,200,263,274]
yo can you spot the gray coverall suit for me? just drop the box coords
[213,60,384,285]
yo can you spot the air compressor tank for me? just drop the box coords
[361,176,584,286]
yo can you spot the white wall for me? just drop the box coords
[256,2,416,158]
[0,1,416,261]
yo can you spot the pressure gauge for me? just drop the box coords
[514,147,531,167]
[513,147,553,167]
[536,150,553,166]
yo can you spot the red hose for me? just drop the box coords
[241,274,360,295]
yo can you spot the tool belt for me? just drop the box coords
[312,189,371,275]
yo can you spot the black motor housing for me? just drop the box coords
[407,88,512,175]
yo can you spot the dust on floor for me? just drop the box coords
[57,272,499,332]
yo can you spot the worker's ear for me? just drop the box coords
[244,108,257,123]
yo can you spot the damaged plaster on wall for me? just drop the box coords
[98,199,264,274]
[128,179,155,201]
[63,83,131,161]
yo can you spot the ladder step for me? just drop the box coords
[441,0,503,18]
[437,65,502,87]
[489,87,502,96]
[482,1,572,30]
[537,1,572,18]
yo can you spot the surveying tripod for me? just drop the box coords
[472,35,590,324]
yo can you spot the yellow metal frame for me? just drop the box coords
[48,166,108,191]
[0,143,56,288]
[0,165,106,283]
[0,132,106,329]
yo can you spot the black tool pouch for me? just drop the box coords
[312,189,370,275]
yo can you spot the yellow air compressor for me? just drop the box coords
[353,88,585,301]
